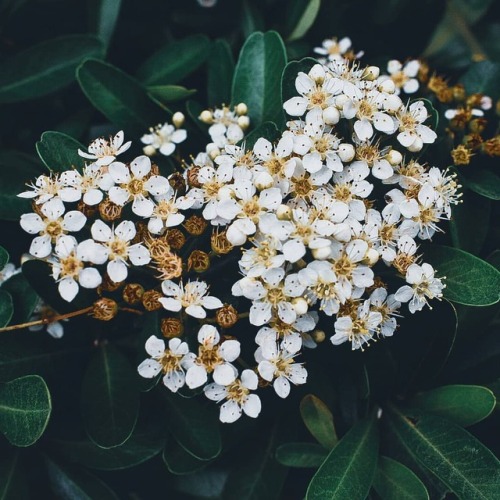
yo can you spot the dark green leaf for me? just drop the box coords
[0,375,51,447]
[162,436,207,475]
[0,452,28,500]
[423,245,500,306]
[147,85,196,105]
[0,247,8,272]
[0,35,104,103]
[281,57,317,105]
[410,385,496,427]
[286,0,322,42]
[241,0,265,39]
[300,394,338,449]
[88,0,122,46]
[137,35,210,85]
[77,59,165,136]
[81,345,140,448]
[460,60,500,100]
[450,189,490,254]
[1,273,39,324]
[275,442,328,468]
[388,407,500,500]
[232,31,287,127]
[0,151,43,221]
[242,121,280,150]
[306,414,379,500]
[45,456,119,499]
[208,39,235,106]
[461,169,500,201]
[373,456,429,500]
[36,131,85,172]
[0,290,13,328]
[164,391,221,460]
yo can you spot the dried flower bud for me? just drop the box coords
[155,252,183,280]
[99,198,122,222]
[161,317,184,338]
[312,330,326,343]
[132,222,149,245]
[168,172,186,194]
[211,230,233,255]
[142,290,163,311]
[451,145,473,166]
[77,200,98,217]
[99,273,123,293]
[188,250,210,273]
[463,133,483,151]
[123,283,144,305]
[149,163,160,176]
[393,253,416,275]
[165,228,186,250]
[92,298,118,321]
[216,304,238,328]
[482,135,500,156]
[186,166,202,188]
[147,237,171,260]
[184,215,207,236]
[452,84,466,101]
[469,118,487,134]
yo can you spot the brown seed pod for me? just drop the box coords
[77,200,98,218]
[155,252,183,280]
[123,283,145,305]
[215,304,238,329]
[142,290,163,311]
[184,215,207,236]
[92,298,118,321]
[169,172,186,194]
[211,229,233,255]
[99,198,123,221]
[164,228,186,250]
[186,166,202,188]
[161,317,184,338]
[187,250,210,273]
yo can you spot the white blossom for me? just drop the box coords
[78,130,131,166]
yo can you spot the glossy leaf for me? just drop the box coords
[287,0,322,42]
[410,385,496,427]
[275,442,328,468]
[164,392,221,460]
[373,456,429,500]
[137,34,210,85]
[300,395,338,449]
[0,290,13,328]
[77,59,165,136]
[461,169,500,201]
[45,456,119,499]
[1,273,39,324]
[81,345,140,448]
[423,245,500,306]
[147,85,196,104]
[162,436,207,475]
[460,60,500,100]
[242,121,280,150]
[0,452,28,499]
[232,31,287,127]
[306,414,379,500]
[0,35,104,103]
[208,39,235,106]
[388,407,500,500]
[0,375,51,447]
[36,131,85,172]
[88,0,122,46]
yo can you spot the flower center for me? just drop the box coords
[391,71,409,88]
[356,144,380,166]
[334,254,355,277]
[333,184,352,202]
[357,100,375,119]
[308,89,329,108]
[197,344,222,373]
[226,379,249,403]
[127,178,146,196]
[293,177,314,198]
[267,287,285,307]
[242,198,261,220]
[399,112,417,131]
[159,351,183,373]
[45,220,64,240]
[108,238,128,259]
[60,253,84,279]
[154,200,174,219]
[314,281,336,300]
[275,356,294,376]
[264,157,286,176]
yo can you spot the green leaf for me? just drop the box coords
[0,151,43,221]
[450,189,491,254]
[241,0,265,39]
[0,290,13,328]
[88,0,122,46]
[147,85,196,105]
[1,273,39,324]
[460,60,500,101]
[410,385,496,427]
[0,375,51,447]
[286,0,322,42]
[461,169,500,201]
[242,121,280,150]
[0,35,104,103]
[162,436,207,475]
[306,414,379,500]
[137,35,210,86]
[275,442,328,468]
[373,456,429,500]
[423,244,500,306]
[77,59,165,136]
[0,246,8,271]
[388,407,500,500]
[164,392,221,460]
[81,345,140,449]
[281,57,317,105]
[36,131,85,172]
[45,456,119,499]
[208,39,235,106]
[0,452,29,500]
[232,31,287,127]
[300,395,338,449]
[49,414,167,470]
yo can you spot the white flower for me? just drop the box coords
[108,156,170,216]
[313,37,354,62]
[394,263,444,313]
[184,325,240,388]
[18,174,79,205]
[253,134,296,182]
[369,287,401,337]
[51,235,102,302]
[78,130,131,166]
[384,60,420,95]
[90,220,151,283]
[147,190,195,235]
[59,165,112,206]
[0,262,19,285]
[239,234,285,278]
[141,122,187,156]
[206,106,245,148]
[159,279,223,318]
[396,101,437,152]
[20,198,86,259]
[204,369,261,423]
[29,300,66,339]
[256,341,307,398]
[137,336,192,392]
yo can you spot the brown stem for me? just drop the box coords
[119,307,143,315]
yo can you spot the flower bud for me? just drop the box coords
[188,250,210,273]
[253,172,274,190]
[292,297,308,315]
[312,329,326,343]
[335,94,349,108]
[379,79,395,94]
[386,149,402,166]
[235,102,248,115]
[338,143,355,162]
[407,136,423,152]
[92,298,118,321]
[323,107,340,125]
[363,66,380,81]
[172,111,185,128]
[364,248,380,266]
[237,115,250,130]
[143,145,157,157]
[207,143,221,160]
[276,204,292,220]
[161,317,184,338]
[216,304,239,328]
[123,283,145,305]
[142,290,163,311]
[312,246,331,260]
[199,110,213,124]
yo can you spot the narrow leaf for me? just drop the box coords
[275,442,328,468]
[208,39,235,106]
[88,0,122,46]
[147,85,196,104]
[287,0,322,42]
[300,394,338,449]
[0,452,28,499]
